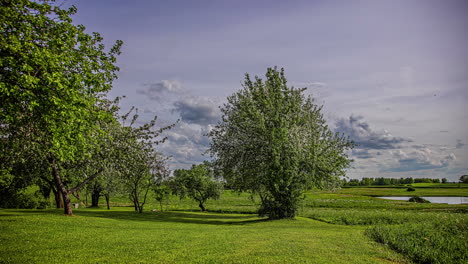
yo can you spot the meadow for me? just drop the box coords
[1,184,467,263]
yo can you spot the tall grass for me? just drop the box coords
[366,215,468,264]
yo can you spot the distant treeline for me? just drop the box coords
[342,177,447,186]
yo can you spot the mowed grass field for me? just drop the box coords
[1,184,467,263]
[0,208,403,264]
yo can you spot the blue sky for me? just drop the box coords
[66,0,467,181]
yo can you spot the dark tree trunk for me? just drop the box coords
[49,157,73,216]
[132,194,138,212]
[52,188,64,208]
[62,190,73,216]
[91,189,100,207]
[199,201,206,211]
[104,193,110,210]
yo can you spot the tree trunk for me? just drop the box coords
[199,201,206,211]
[132,193,138,212]
[53,188,64,208]
[91,189,100,207]
[62,190,73,216]
[49,156,73,216]
[104,194,110,210]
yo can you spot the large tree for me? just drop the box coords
[209,67,354,219]
[0,0,122,215]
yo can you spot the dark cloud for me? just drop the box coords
[351,149,373,159]
[172,98,220,125]
[137,80,182,101]
[382,149,456,172]
[335,115,412,150]
[456,139,465,149]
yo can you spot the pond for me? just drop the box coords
[377,196,468,204]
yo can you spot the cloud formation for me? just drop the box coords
[172,97,220,125]
[383,148,456,172]
[137,80,183,101]
[335,115,412,150]
[456,139,465,149]
[159,122,212,169]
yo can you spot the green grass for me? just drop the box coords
[2,186,467,263]
[0,208,404,264]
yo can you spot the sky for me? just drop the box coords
[65,0,467,181]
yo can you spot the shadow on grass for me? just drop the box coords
[6,208,269,226]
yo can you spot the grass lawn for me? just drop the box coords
[1,187,467,263]
[0,208,404,264]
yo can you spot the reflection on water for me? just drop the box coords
[377,196,468,204]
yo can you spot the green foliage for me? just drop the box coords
[0,0,122,161]
[209,67,353,219]
[406,187,415,192]
[172,163,223,211]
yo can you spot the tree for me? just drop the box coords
[209,67,354,219]
[114,109,173,213]
[442,178,447,183]
[172,163,223,212]
[460,175,468,184]
[1,0,122,215]
[153,180,171,211]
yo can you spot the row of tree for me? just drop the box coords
[342,177,449,186]
[1,1,354,219]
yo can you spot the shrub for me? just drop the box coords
[408,196,430,203]
[406,187,415,192]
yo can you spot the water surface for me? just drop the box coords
[377,196,468,204]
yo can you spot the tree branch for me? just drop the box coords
[68,168,103,194]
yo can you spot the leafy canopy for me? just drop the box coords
[0,0,122,162]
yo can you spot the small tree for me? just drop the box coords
[153,181,171,211]
[114,109,173,213]
[172,163,223,211]
[442,178,447,183]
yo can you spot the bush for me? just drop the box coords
[406,187,415,192]
[408,196,430,203]
[0,189,49,209]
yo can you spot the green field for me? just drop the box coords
[1,187,467,263]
